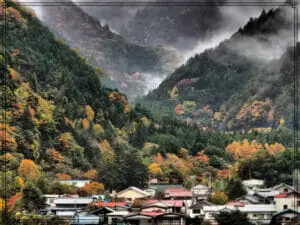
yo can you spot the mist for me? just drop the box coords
[16,0,299,96]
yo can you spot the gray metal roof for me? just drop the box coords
[54,198,94,205]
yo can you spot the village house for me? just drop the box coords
[42,197,95,217]
[58,180,91,188]
[113,186,152,203]
[270,209,300,225]
[202,204,276,224]
[240,183,295,204]
[242,179,265,190]
[185,199,214,219]
[164,188,192,200]
[274,191,300,212]
[191,184,212,201]
[143,200,185,214]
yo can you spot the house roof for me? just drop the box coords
[274,191,300,198]
[142,202,172,209]
[71,215,100,225]
[155,213,185,218]
[106,211,132,216]
[226,201,245,207]
[94,202,127,208]
[203,204,275,213]
[242,179,264,187]
[239,204,276,212]
[272,183,294,191]
[189,200,213,209]
[54,197,94,205]
[116,186,151,197]
[164,188,187,193]
[192,184,210,190]
[149,184,184,192]
[88,207,115,215]
[143,200,184,207]
[272,209,300,217]
[165,191,192,198]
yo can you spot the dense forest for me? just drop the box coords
[0,1,299,224]
[143,7,299,131]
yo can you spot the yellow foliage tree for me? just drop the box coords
[98,140,115,163]
[94,124,105,136]
[84,169,97,180]
[58,132,75,148]
[140,116,151,127]
[210,191,229,205]
[37,96,55,123]
[82,118,90,130]
[168,87,178,99]
[0,197,5,211]
[18,159,40,181]
[85,105,95,121]
[214,112,222,121]
[148,163,163,177]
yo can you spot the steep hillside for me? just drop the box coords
[1,0,149,192]
[144,8,298,130]
[81,0,225,51]
[39,0,181,100]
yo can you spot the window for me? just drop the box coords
[283,188,289,192]
[297,200,300,206]
[253,214,257,217]
[283,205,288,210]
[193,209,201,214]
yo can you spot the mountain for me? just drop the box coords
[38,0,181,100]
[1,0,151,192]
[80,0,225,51]
[143,7,298,130]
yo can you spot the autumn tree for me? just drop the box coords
[210,191,229,205]
[84,169,97,180]
[18,159,40,181]
[55,173,71,181]
[148,163,163,178]
[79,181,104,196]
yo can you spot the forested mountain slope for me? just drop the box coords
[39,0,181,100]
[144,7,298,131]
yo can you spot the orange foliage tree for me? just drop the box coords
[80,181,104,195]
[85,105,95,121]
[226,139,286,161]
[56,173,71,181]
[0,123,17,151]
[18,159,40,181]
[84,169,97,180]
[46,148,64,162]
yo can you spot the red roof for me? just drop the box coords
[226,201,245,207]
[166,191,192,197]
[143,200,184,207]
[274,193,289,198]
[95,202,127,207]
[164,188,186,193]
